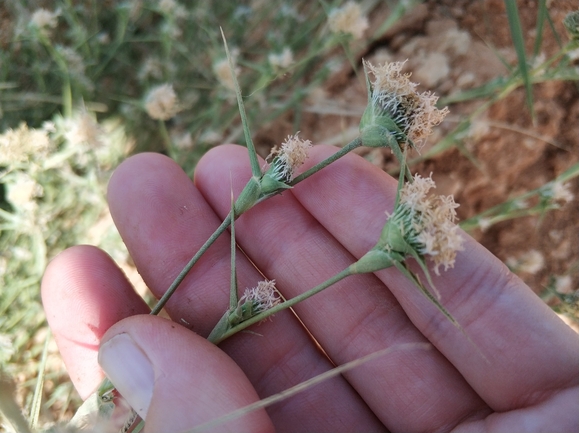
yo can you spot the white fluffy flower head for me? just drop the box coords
[30,8,59,36]
[363,60,449,148]
[145,84,181,120]
[240,280,281,314]
[213,57,240,91]
[392,174,463,274]
[268,47,294,69]
[328,2,369,40]
[266,133,312,182]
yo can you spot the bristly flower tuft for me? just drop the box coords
[30,8,59,37]
[352,174,463,281]
[328,2,369,40]
[396,174,463,274]
[265,133,312,183]
[239,279,281,315]
[361,60,449,149]
[563,10,579,40]
[268,47,294,70]
[144,83,181,120]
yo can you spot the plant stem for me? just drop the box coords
[151,137,365,315]
[150,211,232,315]
[209,267,353,344]
[221,28,261,178]
[290,137,362,186]
[158,119,174,159]
[229,198,238,309]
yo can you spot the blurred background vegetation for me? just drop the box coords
[0,0,578,431]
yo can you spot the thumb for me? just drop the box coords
[98,315,274,433]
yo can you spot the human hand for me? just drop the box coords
[42,145,579,432]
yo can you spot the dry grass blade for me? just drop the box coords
[220,27,261,178]
[533,0,548,57]
[0,371,32,433]
[505,1,534,120]
[29,330,51,430]
[184,343,431,433]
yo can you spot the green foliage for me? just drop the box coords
[1,1,364,172]
[0,114,132,427]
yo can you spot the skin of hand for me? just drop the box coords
[41,144,579,433]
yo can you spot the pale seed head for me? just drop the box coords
[240,280,281,314]
[266,133,312,182]
[328,2,369,40]
[392,174,463,275]
[363,60,449,148]
[145,83,181,121]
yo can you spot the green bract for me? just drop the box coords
[564,10,579,39]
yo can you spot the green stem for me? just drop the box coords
[290,137,362,186]
[151,137,364,315]
[209,267,353,344]
[158,119,175,159]
[229,198,238,310]
[221,28,261,178]
[150,212,232,315]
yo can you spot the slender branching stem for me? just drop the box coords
[209,267,353,344]
[290,137,362,185]
[152,137,364,315]
[150,212,232,315]
[221,28,261,178]
[229,198,238,309]
[158,119,174,160]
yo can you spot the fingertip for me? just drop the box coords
[107,152,179,214]
[100,315,274,433]
[41,245,149,398]
[194,144,249,184]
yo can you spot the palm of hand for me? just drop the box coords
[42,145,579,432]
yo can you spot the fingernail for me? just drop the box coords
[98,333,154,419]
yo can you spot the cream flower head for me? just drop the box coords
[328,2,369,40]
[213,57,240,91]
[266,133,312,183]
[144,83,181,120]
[268,47,294,70]
[30,8,59,36]
[362,60,449,148]
[240,280,281,314]
[388,174,463,275]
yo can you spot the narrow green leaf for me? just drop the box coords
[220,28,261,178]
[29,330,51,429]
[505,1,535,120]
[532,0,548,57]
[229,190,238,310]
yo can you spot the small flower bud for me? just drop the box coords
[261,133,312,195]
[233,133,312,215]
[328,2,369,40]
[350,249,397,274]
[230,280,281,325]
[144,84,181,120]
[265,133,311,182]
[564,10,579,40]
[233,176,262,216]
